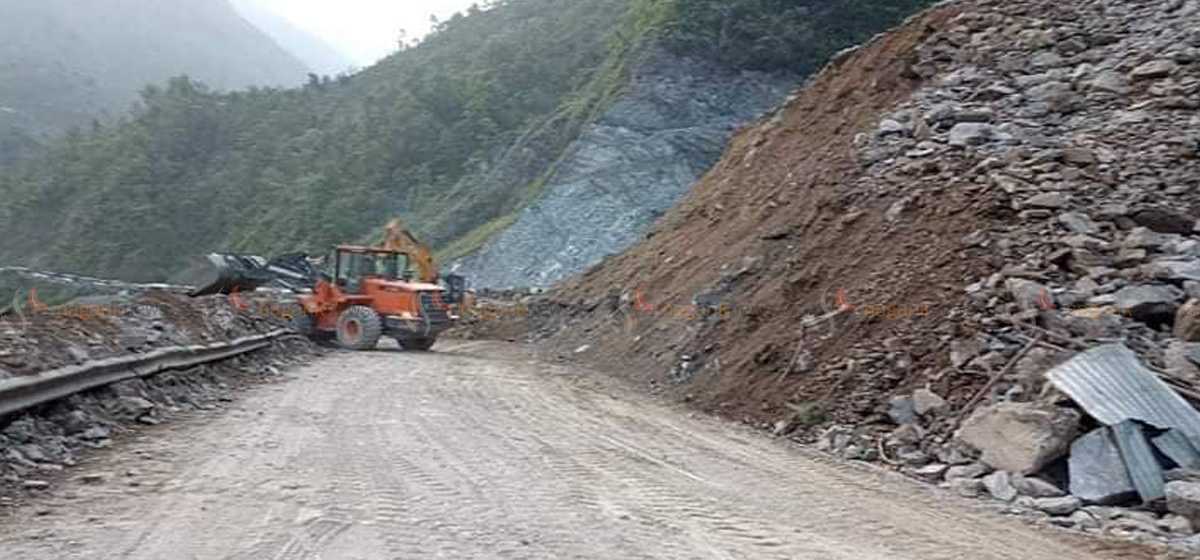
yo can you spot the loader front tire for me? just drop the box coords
[337,306,382,350]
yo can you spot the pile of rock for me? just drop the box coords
[818,0,1200,550]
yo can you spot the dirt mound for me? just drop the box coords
[539,0,1200,440]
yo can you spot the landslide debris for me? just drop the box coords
[521,0,1200,549]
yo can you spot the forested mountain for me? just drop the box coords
[0,0,310,150]
[0,0,931,282]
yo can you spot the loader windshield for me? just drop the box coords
[335,250,411,288]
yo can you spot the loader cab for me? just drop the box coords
[330,247,412,293]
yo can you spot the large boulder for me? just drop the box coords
[957,402,1081,474]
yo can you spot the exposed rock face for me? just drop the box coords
[452,46,795,288]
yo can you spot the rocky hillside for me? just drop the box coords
[532,0,1200,538]
[0,0,310,146]
[0,0,930,282]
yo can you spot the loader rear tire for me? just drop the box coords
[337,306,382,350]
[399,337,437,352]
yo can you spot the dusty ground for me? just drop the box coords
[0,341,1167,559]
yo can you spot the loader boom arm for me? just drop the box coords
[381,219,437,283]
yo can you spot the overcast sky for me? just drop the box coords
[248,0,480,66]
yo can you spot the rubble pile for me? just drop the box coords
[0,289,291,380]
[814,0,1200,549]
[504,0,1200,552]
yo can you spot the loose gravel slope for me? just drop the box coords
[0,342,1161,559]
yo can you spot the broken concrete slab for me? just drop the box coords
[957,402,1080,474]
[1070,427,1138,505]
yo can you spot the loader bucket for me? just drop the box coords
[186,254,274,297]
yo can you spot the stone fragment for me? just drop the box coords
[912,388,947,417]
[945,462,991,481]
[888,396,918,425]
[1058,212,1099,234]
[1024,192,1069,209]
[983,471,1019,502]
[1167,482,1200,527]
[1015,476,1067,498]
[949,123,996,147]
[1130,60,1178,80]
[1033,496,1083,516]
[1132,208,1197,234]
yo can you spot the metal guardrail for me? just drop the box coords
[0,329,289,418]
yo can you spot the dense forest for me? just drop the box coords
[0,0,932,281]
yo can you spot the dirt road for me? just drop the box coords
[0,342,1161,559]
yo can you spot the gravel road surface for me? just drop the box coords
[0,341,1162,559]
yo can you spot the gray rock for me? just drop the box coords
[983,471,1019,502]
[113,396,155,419]
[946,462,992,481]
[1058,212,1099,234]
[1024,192,1069,209]
[1132,208,1198,235]
[1088,70,1130,94]
[944,478,986,498]
[878,119,907,136]
[1033,496,1083,516]
[1064,510,1103,530]
[912,463,949,481]
[1110,284,1184,324]
[80,426,110,441]
[1167,481,1200,527]
[1130,60,1178,80]
[1070,428,1138,505]
[1015,476,1067,498]
[949,123,997,147]
[957,402,1081,474]
[1160,514,1195,535]
[1152,259,1200,283]
[911,388,947,417]
[59,410,92,436]
[888,396,918,425]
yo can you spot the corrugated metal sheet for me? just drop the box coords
[1112,421,1165,503]
[1045,344,1200,451]
[1153,430,1200,470]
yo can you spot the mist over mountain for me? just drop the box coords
[229,0,355,76]
[0,0,311,150]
